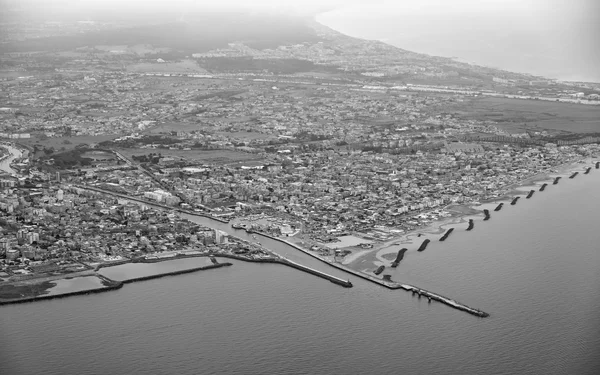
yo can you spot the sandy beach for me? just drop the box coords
[336,157,598,276]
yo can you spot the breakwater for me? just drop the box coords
[584,167,591,175]
[554,176,561,184]
[494,203,503,212]
[539,183,548,191]
[280,258,352,287]
[569,172,578,179]
[526,190,535,199]
[391,248,408,268]
[439,228,454,241]
[259,235,489,318]
[120,263,232,284]
[404,285,489,318]
[511,196,520,205]
[483,209,491,221]
[417,239,431,252]
[466,219,474,231]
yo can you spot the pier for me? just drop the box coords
[526,190,535,199]
[403,285,489,318]
[511,196,520,205]
[539,183,548,191]
[569,171,578,179]
[439,228,454,241]
[553,176,561,184]
[494,203,503,211]
[260,235,489,318]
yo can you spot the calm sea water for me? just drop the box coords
[1,167,600,375]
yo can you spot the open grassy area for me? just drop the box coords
[450,97,600,134]
[117,148,265,166]
[0,281,55,300]
[20,135,119,151]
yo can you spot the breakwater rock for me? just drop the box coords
[417,239,431,252]
[391,248,408,268]
[439,228,454,242]
[466,219,474,231]
[526,190,535,199]
[511,196,520,205]
[539,183,548,191]
[494,203,503,212]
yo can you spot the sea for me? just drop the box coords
[316,3,600,83]
[1,166,600,375]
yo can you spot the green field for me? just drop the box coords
[117,148,264,166]
[20,135,119,151]
[450,97,600,134]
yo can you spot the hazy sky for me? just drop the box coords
[3,0,599,82]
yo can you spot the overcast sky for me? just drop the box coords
[3,0,599,82]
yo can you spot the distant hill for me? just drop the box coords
[0,8,548,85]
[0,12,321,54]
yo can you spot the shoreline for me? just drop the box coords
[0,260,232,306]
[0,249,355,306]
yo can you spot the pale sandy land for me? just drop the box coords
[341,249,371,265]
[322,157,599,271]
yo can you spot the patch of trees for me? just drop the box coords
[43,148,94,169]
[132,153,161,164]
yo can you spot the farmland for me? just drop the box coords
[449,97,600,134]
[117,148,265,166]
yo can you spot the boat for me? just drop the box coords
[526,190,534,199]
[569,171,578,179]
[439,228,454,241]
[511,196,520,205]
[494,203,503,212]
[553,176,561,185]
[231,223,244,229]
[483,209,490,221]
[596,161,599,169]
[539,183,548,191]
[584,167,591,175]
